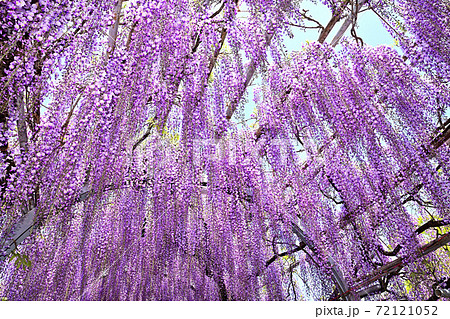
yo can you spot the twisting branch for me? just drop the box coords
[300,9,325,31]
[337,233,450,300]
[350,0,364,46]
[431,117,450,149]
[132,120,155,151]
[330,0,368,47]
[265,242,306,267]
[60,91,85,144]
[377,244,402,257]
[125,21,138,50]
[16,92,28,154]
[318,0,350,44]
[107,0,123,59]
[287,10,324,32]
[377,218,450,257]
[191,1,228,54]
[209,2,226,19]
[416,219,450,235]
[286,23,323,30]
[191,29,203,54]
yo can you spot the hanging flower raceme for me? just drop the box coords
[1,1,450,302]
[393,0,450,81]
[255,41,450,300]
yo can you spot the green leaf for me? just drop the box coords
[9,250,32,270]
[404,280,412,293]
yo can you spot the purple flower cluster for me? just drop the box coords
[0,0,449,301]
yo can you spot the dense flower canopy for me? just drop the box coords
[1,0,450,301]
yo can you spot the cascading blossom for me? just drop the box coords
[0,0,449,301]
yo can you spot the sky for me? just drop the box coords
[283,0,396,50]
